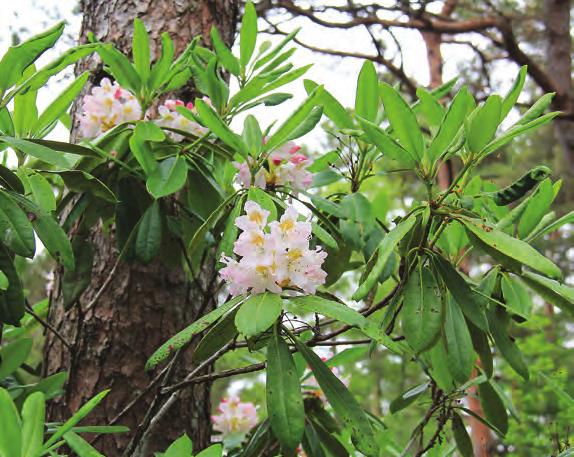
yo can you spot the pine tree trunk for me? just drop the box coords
[43,1,237,455]
[544,0,574,176]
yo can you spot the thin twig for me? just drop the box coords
[25,303,71,350]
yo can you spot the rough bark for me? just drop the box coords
[43,1,237,455]
[544,0,574,176]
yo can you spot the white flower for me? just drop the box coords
[154,99,208,142]
[212,395,258,437]
[79,78,142,138]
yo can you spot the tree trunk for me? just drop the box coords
[43,1,237,455]
[544,0,574,177]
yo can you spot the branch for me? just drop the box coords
[25,302,71,350]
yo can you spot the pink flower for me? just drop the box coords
[79,78,142,138]
[219,201,327,297]
[233,161,266,189]
[212,395,258,437]
[154,99,208,142]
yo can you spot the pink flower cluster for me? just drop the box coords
[220,201,327,296]
[233,141,314,192]
[79,78,142,138]
[154,99,208,142]
[212,395,258,437]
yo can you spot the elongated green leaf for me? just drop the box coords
[146,156,188,199]
[132,18,151,83]
[444,297,475,384]
[466,95,501,154]
[149,33,175,90]
[0,22,64,91]
[432,254,488,331]
[501,66,527,121]
[526,210,574,242]
[21,392,46,457]
[462,219,562,279]
[0,337,32,379]
[193,307,238,363]
[1,136,76,167]
[63,431,105,457]
[22,170,56,212]
[379,82,425,160]
[9,192,74,269]
[356,116,416,167]
[291,337,379,457]
[0,163,24,193]
[478,380,508,435]
[43,170,116,203]
[355,61,378,122]
[0,387,21,457]
[96,43,142,94]
[146,296,243,370]
[267,326,305,454]
[520,271,574,315]
[501,273,531,319]
[44,390,110,449]
[390,383,429,414]
[353,216,416,301]
[70,425,129,434]
[0,245,26,326]
[33,72,89,136]
[428,87,471,161]
[488,307,529,380]
[452,413,473,457]
[304,79,354,130]
[0,190,36,257]
[211,27,240,76]
[402,265,442,353]
[240,1,258,67]
[235,292,282,338]
[135,201,162,263]
[129,121,163,176]
[264,86,323,152]
[517,178,554,238]
[195,99,247,155]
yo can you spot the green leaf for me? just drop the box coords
[353,216,416,301]
[9,192,74,269]
[291,337,379,457]
[0,245,25,326]
[43,170,117,203]
[356,116,416,167]
[264,85,323,151]
[32,72,89,136]
[193,307,238,363]
[304,79,354,130]
[444,297,475,384]
[466,95,502,154]
[402,265,442,353]
[196,444,223,457]
[243,115,263,158]
[149,33,175,90]
[195,99,247,155]
[267,326,305,454]
[63,431,105,457]
[135,201,162,263]
[478,380,508,435]
[71,425,129,434]
[163,433,193,457]
[355,61,378,122]
[501,66,527,121]
[146,156,188,199]
[0,387,21,457]
[21,392,46,457]
[0,190,36,257]
[379,82,425,161]
[0,163,24,193]
[132,18,151,83]
[129,121,164,176]
[96,43,142,94]
[146,296,243,370]
[21,170,56,212]
[240,1,258,67]
[235,292,282,338]
[526,210,574,242]
[488,307,529,380]
[389,383,429,414]
[416,87,444,126]
[0,22,64,91]
[452,413,473,457]
[428,87,471,162]
[0,271,8,291]
[43,390,110,449]
[431,253,488,331]
[500,273,532,319]
[211,27,240,76]
[517,178,554,238]
[0,337,32,380]
[0,136,74,168]
[461,219,562,279]
[519,271,574,315]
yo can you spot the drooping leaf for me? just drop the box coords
[135,201,162,263]
[444,297,475,384]
[478,380,509,435]
[0,190,36,257]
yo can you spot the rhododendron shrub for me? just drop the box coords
[0,3,572,457]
